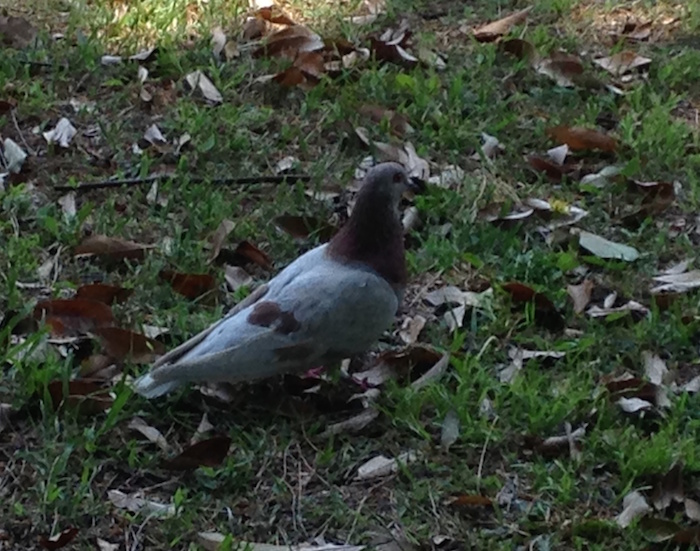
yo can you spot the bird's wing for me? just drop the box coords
[133,254,398,397]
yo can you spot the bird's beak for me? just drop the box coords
[407,176,426,194]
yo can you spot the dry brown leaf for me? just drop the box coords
[274,215,337,242]
[34,299,114,337]
[546,126,617,152]
[39,527,79,551]
[207,219,235,263]
[107,489,175,517]
[651,464,684,511]
[75,283,133,305]
[47,380,113,414]
[472,7,532,42]
[320,408,379,437]
[500,38,537,63]
[128,416,170,451]
[160,435,232,470]
[0,15,38,48]
[92,327,166,363]
[567,279,594,314]
[235,240,273,270]
[354,451,417,480]
[159,270,217,299]
[184,70,223,104]
[448,494,494,508]
[254,25,324,60]
[594,51,652,76]
[536,57,584,87]
[254,6,297,26]
[399,315,426,344]
[74,234,152,260]
[358,104,414,136]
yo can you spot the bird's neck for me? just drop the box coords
[327,191,406,291]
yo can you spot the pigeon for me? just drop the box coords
[133,162,422,398]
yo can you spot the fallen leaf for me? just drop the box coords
[411,352,450,389]
[479,202,534,223]
[224,265,253,292]
[206,219,235,263]
[75,283,133,305]
[159,270,217,299]
[96,539,119,551]
[530,423,585,459]
[254,5,297,25]
[3,137,27,173]
[547,126,617,152]
[651,464,684,511]
[34,299,114,336]
[234,240,273,270]
[108,489,176,517]
[358,104,414,137]
[440,409,460,450]
[0,15,37,48]
[270,51,325,90]
[547,144,570,166]
[160,435,231,470]
[367,24,418,68]
[274,215,337,242]
[43,118,77,148]
[594,51,652,76]
[129,416,170,451]
[92,327,166,363]
[191,413,215,444]
[577,230,640,261]
[399,315,426,344]
[39,527,79,550]
[502,282,565,331]
[355,451,417,480]
[57,191,77,220]
[616,490,651,528]
[622,21,652,41]
[567,279,594,314]
[527,156,569,182]
[184,70,223,104]
[500,37,537,63]
[211,26,226,59]
[47,380,113,414]
[587,300,649,318]
[651,270,700,294]
[685,498,700,522]
[74,234,152,260]
[143,124,166,146]
[472,7,532,42]
[198,535,365,551]
[320,408,379,438]
[254,25,324,60]
[448,494,494,508]
[643,352,669,387]
[617,396,653,413]
[536,56,585,87]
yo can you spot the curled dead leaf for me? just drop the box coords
[472,7,532,43]
[546,126,617,152]
[160,435,232,470]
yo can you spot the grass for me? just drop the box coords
[1,0,700,549]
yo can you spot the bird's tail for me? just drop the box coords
[132,373,183,398]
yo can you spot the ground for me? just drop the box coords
[1,0,700,549]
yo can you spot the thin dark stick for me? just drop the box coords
[53,173,312,192]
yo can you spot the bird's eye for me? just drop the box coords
[392,172,404,183]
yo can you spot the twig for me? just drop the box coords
[10,108,33,156]
[53,172,312,192]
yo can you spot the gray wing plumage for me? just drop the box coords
[133,245,399,397]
